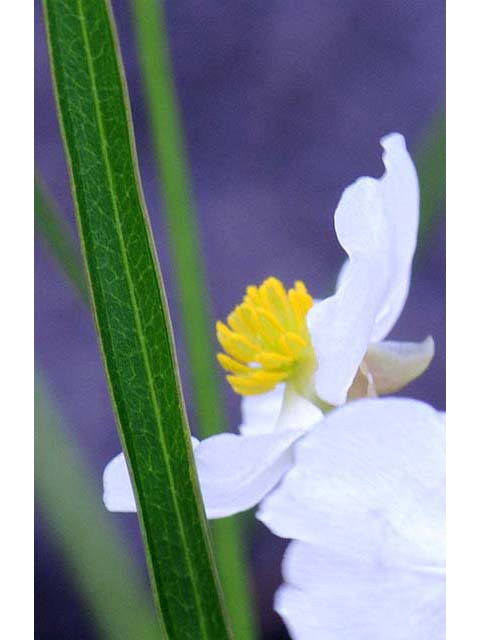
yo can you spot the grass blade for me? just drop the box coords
[35,176,256,640]
[42,1,232,637]
[130,0,225,441]
[35,173,89,303]
[129,1,256,637]
[36,171,257,639]
[35,371,160,640]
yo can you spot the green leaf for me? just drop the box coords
[130,2,257,637]
[35,172,256,640]
[35,172,89,304]
[35,178,249,640]
[130,0,222,440]
[42,1,232,638]
[35,371,160,640]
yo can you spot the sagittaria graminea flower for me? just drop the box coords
[216,133,434,408]
[258,398,445,640]
[103,132,434,520]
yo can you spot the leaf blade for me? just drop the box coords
[42,1,232,638]
[130,2,257,637]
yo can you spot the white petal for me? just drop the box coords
[103,437,200,514]
[103,453,136,512]
[275,384,324,432]
[276,541,445,640]
[334,257,350,292]
[258,398,445,568]
[239,384,285,436]
[194,428,309,519]
[371,134,420,341]
[365,336,435,395]
[240,384,322,437]
[308,134,419,405]
[308,256,385,406]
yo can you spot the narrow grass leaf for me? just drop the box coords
[42,1,232,637]
[35,178,257,640]
[129,2,257,637]
[130,0,225,440]
[36,169,257,639]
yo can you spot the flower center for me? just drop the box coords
[216,277,317,395]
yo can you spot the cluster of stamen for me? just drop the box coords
[216,277,316,395]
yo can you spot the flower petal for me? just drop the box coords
[258,398,445,568]
[239,384,285,436]
[364,336,435,395]
[308,134,419,405]
[194,428,310,519]
[275,540,445,640]
[370,134,420,342]
[275,384,324,432]
[240,384,322,437]
[103,452,136,512]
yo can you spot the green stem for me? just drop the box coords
[129,2,257,638]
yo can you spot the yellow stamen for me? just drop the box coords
[217,277,317,395]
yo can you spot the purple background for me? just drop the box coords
[35,1,445,638]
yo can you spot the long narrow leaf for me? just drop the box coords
[35,171,258,640]
[43,1,232,638]
[129,0,221,438]
[35,371,160,640]
[36,172,257,640]
[130,2,256,637]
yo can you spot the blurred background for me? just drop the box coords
[35,0,445,638]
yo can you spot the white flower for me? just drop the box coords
[103,133,434,520]
[257,398,445,640]
[216,133,433,408]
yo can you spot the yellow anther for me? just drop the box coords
[283,332,308,356]
[216,322,257,362]
[217,353,251,375]
[227,371,284,396]
[217,277,317,395]
[256,352,294,370]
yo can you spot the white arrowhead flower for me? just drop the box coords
[103,133,434,520]
[257,398,445,640]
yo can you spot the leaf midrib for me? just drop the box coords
[75,1,209,635]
